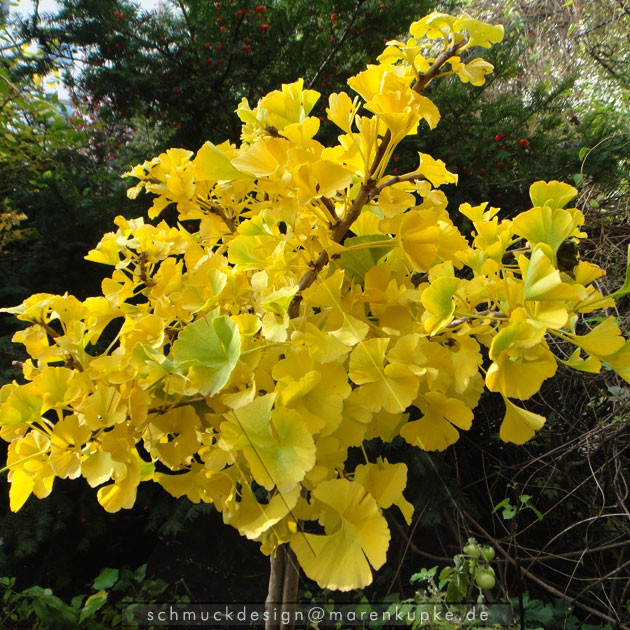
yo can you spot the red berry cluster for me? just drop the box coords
[254,5,266,13]
[113,10,124,20]
[235,8,246,16]
[259,23,270,34]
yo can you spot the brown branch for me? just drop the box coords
[502,245,530,258]
[374,173,427,194]
[288,43,464,319]
[320,196,339,224]
[197,199,237,233]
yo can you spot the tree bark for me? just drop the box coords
[265,544,300,630]
[281,547,299,630]
[264,546,285,630]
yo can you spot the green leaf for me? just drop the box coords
[93,568,119,590]
[572,173,583,186]
[578,146,589,161]
[80,591,107,623]
[172,309,241,396]
[567,23,576,36]
[134,564,147,583]
[71,594,85,609]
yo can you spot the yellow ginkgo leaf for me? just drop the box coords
[382,210,440,272]
[97,460,141,513]
[327,92,360,133]
[304,324,351,363]
[421,276,460,334]
[519,248,576,302]
[450,57,495,86]
[50,414,91,479]
[567,316,625,358]
[274,349,351,435]
[400,391,473,452]
[349,339,418,413]
[486,344,557,400]
[499,398,545,445]
[7,431,53,512]
[193,141,248,182]
[0,383,43,427]
[224,484,300,540]
[290,479,390,591]
[455,17,504,49]
[220,395,316,493]
[145,406,201,469]
[512,206,576,253]
[354,459,414,525]
[562,348,601,374]
[602,342,630,383]
[529,180,578,210]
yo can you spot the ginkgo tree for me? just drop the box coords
[1,11,629,595]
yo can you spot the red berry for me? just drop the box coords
[216,16,223,23]
[494,132,505,141]
[204,42,210,48]
[497,161,505,169]
[330,35,335,42]
[394,156,401,163]
[243,44,251,53]
[499,145,505,150]
[254,5,266,13]
[259,23,270,33]
[243,36,250,42]
[518,138,529,147]
[214,1,221,5]
[220,26,226,32]
[206,58,213,65]
[393,167,400,174]
[331,13,337,20]
[216,43,223,50]
[480,168,486,175]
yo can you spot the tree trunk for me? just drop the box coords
[265,544,299,630]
